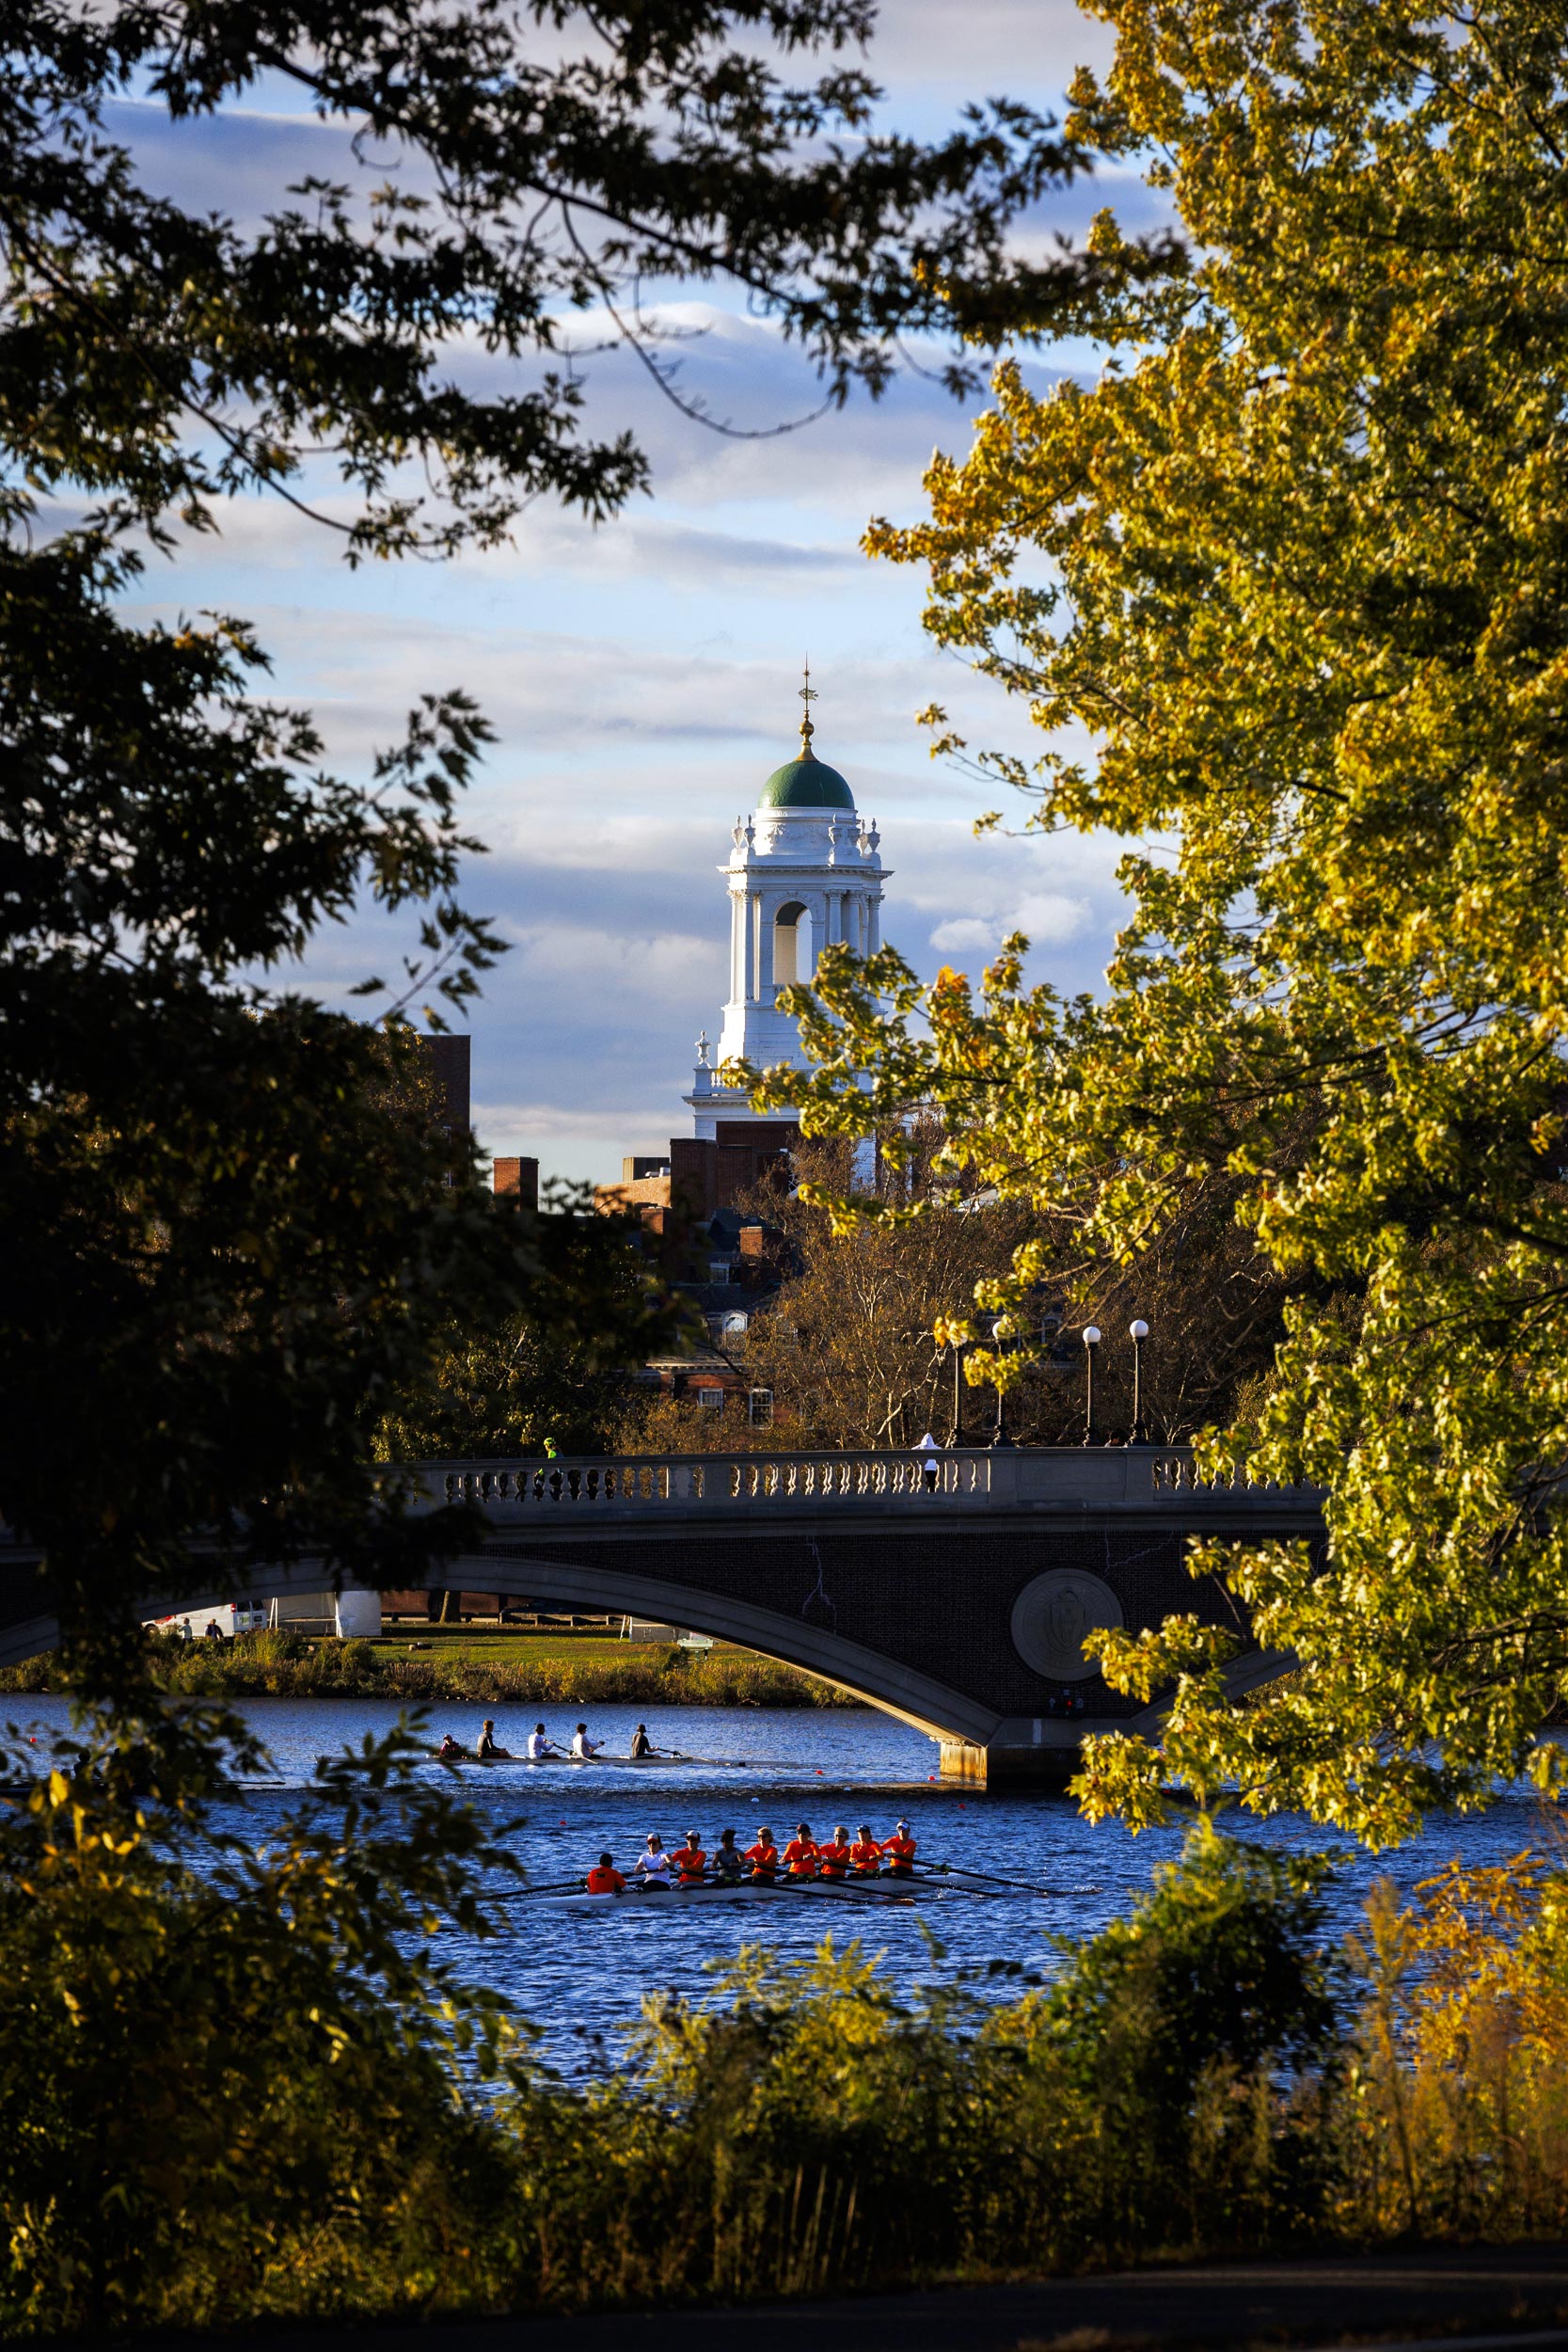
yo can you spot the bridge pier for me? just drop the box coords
[940,1722,1084,1793]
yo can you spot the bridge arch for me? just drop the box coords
[0,1556,999,1747]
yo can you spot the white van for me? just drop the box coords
[147,1601,267,1641]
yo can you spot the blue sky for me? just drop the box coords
[119,0,1158,1185]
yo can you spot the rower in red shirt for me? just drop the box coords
[745,1828,779,1884]
[849,1824,883,1876]
[585,1851,626,1895]
[782,1821,818,1878]
[671,1830,707,1887]
[816,1825,852,1880]
[879,1819,917,1877]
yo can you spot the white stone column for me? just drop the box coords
[868,894,881,955]
[757,894,775,999]
[730,889,746,1001]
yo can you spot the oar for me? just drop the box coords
[779,1873,925,1903]
[496,1878,594,1899]
[911,1862,1047,1897]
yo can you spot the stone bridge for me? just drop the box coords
[0,1447,1321,1788]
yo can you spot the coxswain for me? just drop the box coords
[436,1733,466,1761]
[880,1819,917,1877]
[816,1825,852,1881]
[629,1723,655,1758]
[783,1821,818,1878]
[850,1823,883,1875]
[634,1833,673,1891]
[585,1851,626,1895]
[527,1722,563,1760]
[712,1828,745,1883]
[745,1826,779,1885]
[672,1828,707,1887]
[571,1721,602,1759]
[476,1718,512,1760]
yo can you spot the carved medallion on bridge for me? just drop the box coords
[1010,1570,1123,1682]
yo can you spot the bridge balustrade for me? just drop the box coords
[438,1450,990,1513]
[427,1447,1322,1521]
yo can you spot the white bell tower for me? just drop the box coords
[686,668,888,1139]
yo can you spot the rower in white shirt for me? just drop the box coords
[570,1720,602,1759]
[633,1833,673,1890]
[526,1722,564,1761]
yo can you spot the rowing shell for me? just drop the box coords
[531,1879,927,1914]
[436,1754,708,1769]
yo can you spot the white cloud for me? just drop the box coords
[929,917,998,954]
[1011,892,1092,946]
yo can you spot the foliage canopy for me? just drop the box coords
[756,0,1568,1840]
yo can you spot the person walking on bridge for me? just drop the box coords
[914,1431,942,1492]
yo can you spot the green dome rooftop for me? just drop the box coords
[758,751,855,811]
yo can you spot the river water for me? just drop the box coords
[9,1696,1560,2076]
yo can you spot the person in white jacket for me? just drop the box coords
[914,1431,942,1492]
[633,1833,673,1890]
[570,1720,602,1759]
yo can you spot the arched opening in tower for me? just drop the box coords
[772,900,810,987]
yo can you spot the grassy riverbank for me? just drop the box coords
[0,1627,859,1708]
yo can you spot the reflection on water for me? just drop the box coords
[9,1696,1562,2076]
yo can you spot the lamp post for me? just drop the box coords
[990,1316,1016,1449]
[1082,1325,1101,1446]
[948,1337,968,1447]
[1129,1317,1149,1443]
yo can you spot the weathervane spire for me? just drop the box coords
[798,657,817,755]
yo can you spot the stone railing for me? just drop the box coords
[1151,1454,1317,1495]
[433,1450,990,1512]
[415,1446,1323,1522]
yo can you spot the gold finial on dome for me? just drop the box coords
[798,657,817,754]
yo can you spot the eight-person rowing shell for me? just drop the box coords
[575,1818,920,1896]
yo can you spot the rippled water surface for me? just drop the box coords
[10,1697,1560,2075]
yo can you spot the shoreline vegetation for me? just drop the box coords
[0,1628,861,1708]
[15,1748,1568,2339]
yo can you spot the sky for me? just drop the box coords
[118,0,1158,1186]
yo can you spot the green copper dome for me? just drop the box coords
[758,751,855,810]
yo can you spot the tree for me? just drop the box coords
[762,0,1568,1840]
[0,1709,524,2334]
[738,1139,1053,1448]
[615,1136,1292,1450]
[376,1200,677,1459]
[0,3,1101,1668]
